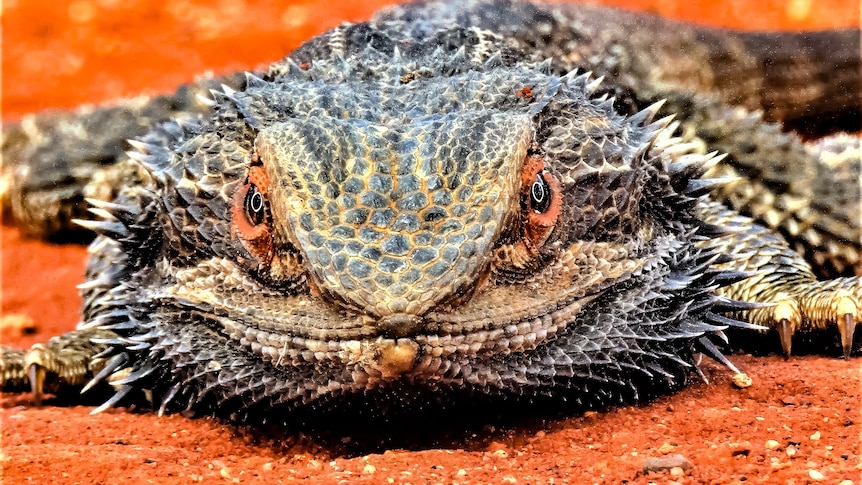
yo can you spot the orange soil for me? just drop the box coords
[2,1,860,484]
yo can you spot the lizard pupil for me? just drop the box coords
[244,184,266,225]
[530,173,551,213]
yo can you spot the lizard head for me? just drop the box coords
[243,111,532,333]
[138,26,714,385]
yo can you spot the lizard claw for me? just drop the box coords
[770,298,800,359]
[742,284,860,358]
[24,343,60,406]
[804,291,859,360]
[3,329,115,404]
[27,362,46,406]
[835,299,859,360]
[776,318,794,360]
[840,313,855,359]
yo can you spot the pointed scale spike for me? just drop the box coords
[560,67,580,83]
[685,177,738,196]
[195,92,216,107]
[91,384,134,415]
[73,219,128,238]
[126,139,155,152]
[159,384,182,417]
[87,207,118,222]
[220,83,237,96]
[85,198,139,225]
[585,75,605,94]
[700,151,726,171]
[452,45,468,63]
[430,45,446,60]
[662,142,702,158]
[573,71,593,86]
[484,51,503,68]
[85,198,134,215]
[331,50,350,70]
[706,312,768,331]
[712,295,769,313]
[76,276,112,291]
[649,116,678,137]
[706,269,756,287]
[98,320,139,331]
[697,336,742,374]
[208,88,225,102]
[669,152,716,176]
[629,99,667,126]
[111,365,156,385]
[81,353,129,393]
[244,71,267,88]
[285,58,308,78]
[536,58,553,74]
[124,150,154,166]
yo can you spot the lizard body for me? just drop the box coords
[1,0,859,422]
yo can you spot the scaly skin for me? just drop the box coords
[0,0,859,421]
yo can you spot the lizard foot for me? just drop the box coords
[0,328,114,405]
[743,279,860,359]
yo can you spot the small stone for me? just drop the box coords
[729,441,752,457]
[642,454,694,473]
[493,449,509,458]
[810,431,821,440]
[261,462,273,472]
[657,442,675,454]
[837,480,853,485]
[669,466,685,477]
[765,440,780,450]
[786,446,797,457]
[456,469,467,477]
[0,314,36,339]
[362,464,376,474]
[808,469,824,480]
[732,372,752,388]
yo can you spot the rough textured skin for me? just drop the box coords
[0,0,859,422]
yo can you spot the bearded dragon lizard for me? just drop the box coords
[1,0,859,421]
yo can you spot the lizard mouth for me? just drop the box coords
[164,238,641,377]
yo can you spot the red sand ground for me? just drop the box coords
[1,1,860,483]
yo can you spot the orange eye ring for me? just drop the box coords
[231,165,274,265]
[244,184,267,225]
[521,153,561,248]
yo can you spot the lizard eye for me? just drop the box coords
[231,164,275,266]
[530,172,552,213]
[244,184,267,225]
[519,153,561,249]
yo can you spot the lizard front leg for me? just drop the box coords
[700,201,860,358]
[1,327,116,404]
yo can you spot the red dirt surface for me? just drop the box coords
[2,1,860,484]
